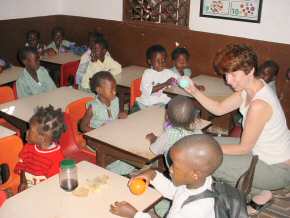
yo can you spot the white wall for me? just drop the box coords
[0,0,61,20]
[60,0,122,21]
[1,0,289,44]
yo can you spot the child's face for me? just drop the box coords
[261,67,274,83]
[151,52,166,72]
[53,31,63,47]
[24,53,40,72]
[26,122,52,149]
[91,43,106,62]
[27,33,39,49]
[174,54,188,72]
[97,79,116,102]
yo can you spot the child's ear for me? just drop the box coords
[96,86,102,94]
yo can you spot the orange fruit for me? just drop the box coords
[129,178,147,195]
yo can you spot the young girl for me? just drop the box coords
[16,47,56,98]
[47,26,74,54]
[15,105,66,189]
[258,60,279,94]
[80,71,127,132]
[136,44,178,108]
[25,30,46,55]
[79,37,121,92]
[171,47,192,77]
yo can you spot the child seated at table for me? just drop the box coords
[15,105,66,189]
[258,60,279,94]
[0,57,11,73]
[136,44,178,109]
[75,31,111,87]
[171,47,192,77]
[146,95,201,166]
[25,30,47,55]
[79,37,121,92]
[110,134,223,218]
[16,47,56,98]
[46,26,74,54]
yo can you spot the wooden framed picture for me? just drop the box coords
[200,0,263,23]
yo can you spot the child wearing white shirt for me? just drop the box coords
[110,134,224,218]
[136,45,178,108]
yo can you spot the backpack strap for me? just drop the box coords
[181,189,218,208]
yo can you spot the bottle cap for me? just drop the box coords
[60,159,76,169]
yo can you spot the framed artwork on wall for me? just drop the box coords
[200,0,263,23]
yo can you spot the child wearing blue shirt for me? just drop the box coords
[171,47,192,78]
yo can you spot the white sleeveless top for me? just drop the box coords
[239,82,290,164]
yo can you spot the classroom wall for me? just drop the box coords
[60,0,290,45]
[0,0,61,20]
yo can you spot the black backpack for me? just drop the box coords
[182,181,249,218]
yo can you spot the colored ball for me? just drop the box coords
[179,79,190,88]
[129,178,147,195]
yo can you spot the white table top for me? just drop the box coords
[85,106,211,160]
[115,65,146,88]
[0,87,94,123]
[166,74,233,101]
[40,52,80,65]
[0,66,23,86]
[0,161,161,218]
[0,125,16,138]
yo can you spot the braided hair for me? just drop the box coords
[29,105,66,142]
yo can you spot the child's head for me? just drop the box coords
[171,47,190,72]
[166,96,197,130]
[167,134,222,188]
[51,26,65,47]
[257,60,279,83]
[26,30,40,49]
[27,105,66,149]
[90,37,108,62]
[90,71,116,102]
[19,47,40,71]
[146,44,167,72]
[88,31,104,50]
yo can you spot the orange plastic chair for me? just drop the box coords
[130,78,142,109]
[65,97,94,146]
[12,82,17,99]
[0,86,15,104]
[0,135,23,194]
[60,60,80,87]
[59,112,96,164]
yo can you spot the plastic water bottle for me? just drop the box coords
[59,159,78,192]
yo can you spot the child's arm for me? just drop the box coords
[79,105,94,133]
[151,77,176,93]
[18,171,27,192]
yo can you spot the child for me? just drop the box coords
[75,31,111,87]
[16,47,56,98]
[258,60,279,94]
[80,71,127,133]
[110,134,223,218]
[146,96,201,166]
[0,57,11,73]
[25,30,46,54]
[171,47,192,77]
[136,44,178,108]
[15,105,66,188]
[79,37,121,92]
[46,26,73,54]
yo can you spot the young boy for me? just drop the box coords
[258,60,279,94]
[15,105,66,188]
[171,47,192,77]
[79,37,121,92]
[16,47,56,98]
[110,134,223,218]
[47,26,73,53]
[136,45,178,108]
[75,31,111,87]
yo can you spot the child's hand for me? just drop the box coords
[18,182,27,192]
[129,169,156,186]
[145,132,157,144]
[165,77,177,87]
[110,201,137,218]
[118,112,128,119]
